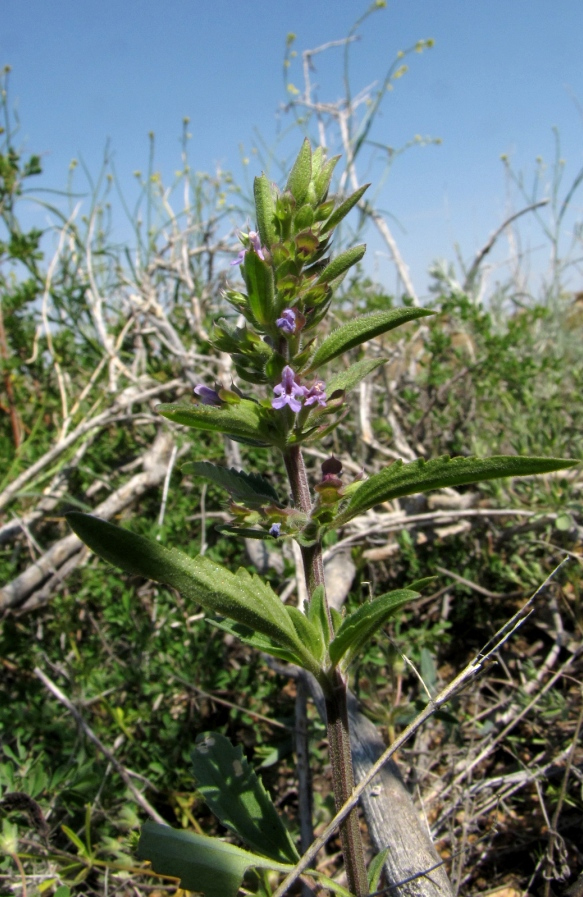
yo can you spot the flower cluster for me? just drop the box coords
[271,366,327,412]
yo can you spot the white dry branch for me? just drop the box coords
[0,430,176,612]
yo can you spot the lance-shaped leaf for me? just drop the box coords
[192,732,299,865]
[285,138,312,204]
[66,513,319,675]
[305,307,433,373]
[243,250,275,326]
[182,461,280,506]
[137,821,292,897]
[307,584,331,646]
[253,173,276,247]
[286,606,326,663]
[211,618,313,668]
[329,589,418,669]
[320,184,369,234]
[215,524,274,540]
[324,356,387,397]
[157,400,281,448]
[315,243,366,285]
[313,154,340,202]
[368,848,390,895]
[333,454,579,527]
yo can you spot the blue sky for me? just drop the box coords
[2,0,583,300]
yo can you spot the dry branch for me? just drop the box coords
[0,379,182,515]
[0,430,175,612]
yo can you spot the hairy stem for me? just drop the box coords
[326,670,369,897]
[283,445,330,631]
[283,444,368,896]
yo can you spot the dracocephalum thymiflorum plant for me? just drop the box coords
[67,139,578,897]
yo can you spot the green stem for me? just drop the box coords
[283,445,331,633]
[282,444,368,897]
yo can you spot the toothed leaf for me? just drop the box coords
[157,400,281,448]
[329,589,418,668]
[306,308,432,372]
[66,513,316,672]
[243,250,275,326]
[182,462,280,506]
[324,356,387,394]
[334,454,579,526]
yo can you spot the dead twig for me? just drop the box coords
[34,667,167,825]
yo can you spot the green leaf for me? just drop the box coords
[329,589,418,668]
[191,733,299,865]
[243,250,275,326]
[66,513,316,672]
[182,461,280,506]
[306,308,433,373]
[286,606,325,663]
[137,821,291,897]
[253,174,276,247]
[210,619,309,667]
[157,400,281,447]
[215,525,274,540]
[324,356,387,395]
[330,606,343,635]
[285,138,312,204]
[407,576,438,592]
[61,825,87,855]
[315,243,366,286]
[368,848,390,894]
[313,155,340,202]
[333,454,579,526]
[306,585,331,646]
[320,184,369,234]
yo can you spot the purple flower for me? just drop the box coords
[230,230,266,266]
[272,365,307,413]
[269,523,281,538]
[248,231,265,259]
[194,384,222,406]
[230,249,247,267]
[304,379,327,408]
[276,308,297,334]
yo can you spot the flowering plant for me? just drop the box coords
[67,140,576,897]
